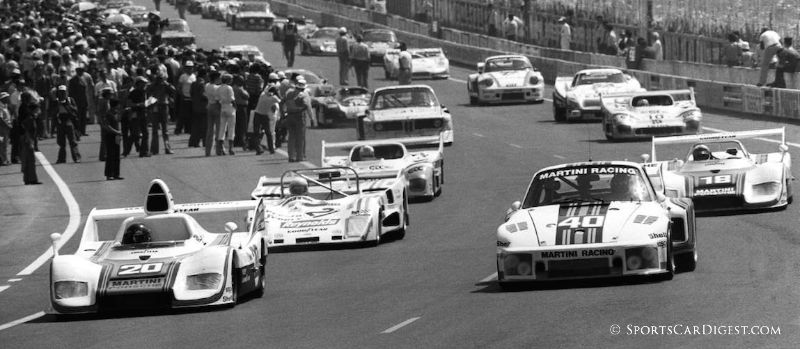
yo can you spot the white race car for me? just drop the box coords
[467,55,544,105]
[644,128,793,212]
[49,180,268,315]
[600,89,702,140]
[553,68,644,122]
[220,44,267,64]
[250,167,408,248]
[358,85,453,145]
[497,161,697,288]
[383,48,449,80]
[322,134,444,201]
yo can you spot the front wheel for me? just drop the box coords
[225,269,239,308]
[553,100,566,122]
[469,95,477,105]
[660,231,675,281]
[356,117,365,140]
[231,20,237,30]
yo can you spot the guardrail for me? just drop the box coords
[271,0,800,121]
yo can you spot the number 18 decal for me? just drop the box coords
[558,215,605,229]
[698,175,731,185]
[118,262,164,275]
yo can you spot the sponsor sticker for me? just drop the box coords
[538,166,637,180]
[694,187,735,196]
[108,278,165,290]
[280,219,340,229]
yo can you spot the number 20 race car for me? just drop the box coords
[644,128,793,212]
[599,89,702,140]
[49,180,268,315]
[496,161,697,289]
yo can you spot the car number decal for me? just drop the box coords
[555,204,609,245]
[118,262,164,276]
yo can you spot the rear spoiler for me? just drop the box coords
[321,133,444,162]
[650,127,785,162]
[80,200,259,246]
[600,88,694,100]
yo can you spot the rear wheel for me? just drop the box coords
[604,118,615,141]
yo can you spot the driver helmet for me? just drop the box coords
[692,144,711,161]
[288,177,308,196]
[635,98,649,106]
[610,174,632,196]
[358,145,375,160]
[122,223,152,244]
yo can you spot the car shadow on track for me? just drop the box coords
[472,275,672,293]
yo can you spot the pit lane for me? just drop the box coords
[0,2,798,347]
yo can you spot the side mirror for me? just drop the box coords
[322,78,328,84]
[50,233,62,256]
[224,222,238,233]
[476,62,484,74]
[624,74,633,81]
[779,144,789,153]
[640,153,651,163]
[441,105,448,113]
[504,201,522,221]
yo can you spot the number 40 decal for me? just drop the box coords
[118,262,164,275]
[558,215,605,229]
[698,175,732,185]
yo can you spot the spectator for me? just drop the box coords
[99,88,122,180]
[176,0,189,20]
[54,85,81,163]
[282,17,299,68]
[189,68,208,148]
[502,14,524,41]
[176,61,196,135]
[253,85,280,155]
[281,77,313,162]
[558,17,571,50]
[350,34,370,88]
[146,73,174,155]
[603,22,618,56]
[18,91,40,185]
[723,33,743,67]
[651,32,663,60]
[757,28,782,86]
[0,92,10,166]
[397,42,413,85]
[779,37,800,89]
[232,74,249,149]
[336,27,351,85]
[217,73,236,155]
[127,77,149,157]
[205,71,222,156]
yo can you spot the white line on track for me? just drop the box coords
[702,126,800,148]
[480,272,498,283]
[553,154,566,159]
[0,286,9,293]
[448,77,467,84]
[508,143,523,149]
[0,311,45,332]
[472,132,485,138]
[8,278,21,283]
[381,317,421,334]
[17,153,81,276]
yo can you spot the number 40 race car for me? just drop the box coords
[49,180,268,315]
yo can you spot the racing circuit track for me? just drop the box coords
[1,2,799,348]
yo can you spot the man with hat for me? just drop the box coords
[0,92,11,166]
[127,76,150,157]
[68,65,90,139]
[350,34,370,88]
[282,17,299,68]
[559,17,572,50]
[53,84,81,163]
[336,27,351,85]
[146,72,175,155]
[280,76,314,162]
[176,61,196,135]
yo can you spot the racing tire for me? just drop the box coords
[315,106,326,128]
[659,231,675,281]
[469,96,478,105]
[300,44,309,56]
[356,117,365,140]
[604,119,615,141]
[225,268,239,308]
[787,178,793,204]
[676,251,697,273]
[253,262,267,298]
[553,102,567,122]
[370,208,384,247]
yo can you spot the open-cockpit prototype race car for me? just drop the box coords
[643,128,793,212]
[496,161,697,289]
[49,180,268,315]
[321,134,444,201]
[250,167,408,248]
[600,89,702,140]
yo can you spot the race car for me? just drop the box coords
[600,89,702,140]
[467,55,544,105]
[283,69,335,100]
[161,19,196,48]
[220,44,266,63]
[497,161,697,288]
[383,47,449,80]
[228,1,275,31]
[250,167,408,248]
[644,128,793,212]
[49,179,268,315]
[358,85,453,145]
[322,134,444,200]
[189,0,208,14]
[272,16,316,42]
[200,0,221,19]
[553,68,644,122]
[313,86,371,126]
[300,27,347,56]
[362,29,399,64]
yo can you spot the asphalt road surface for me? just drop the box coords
[1,2,799,348]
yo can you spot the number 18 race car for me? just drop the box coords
[250,167,408,248]
[49,180,268,315]
[600,89,702,140]
[497,161,697,288]
[644,128,793,212]
[321,134,444,201]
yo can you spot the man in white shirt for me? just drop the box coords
[502,14,524,41]
[397,42,413,85]
[176,61,196,135]
[758,28,782,86]
[651,32,663,60]
[559,17,571,50]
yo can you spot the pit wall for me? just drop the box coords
[270,0,800,120]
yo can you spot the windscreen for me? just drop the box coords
[484,57,531,72]
[370,87,438,110]
[523,165,654,208]
[575,72,625,85]
[311,29,338,39]
[240,3,268,11]
[166,22,189,32]
[364,31,395,42]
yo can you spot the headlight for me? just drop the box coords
[437,57,447,66]
[752,181,780,196]
[346,216,370,237]
[433,119,442,128]
[186,273,222,290]
[625,247,659,270]
[479,78,493,87]
[614,113,630,122]
[54,281,88,299]
[502,253,532,276]
[529,75,539,85]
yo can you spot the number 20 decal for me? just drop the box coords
[118,262,164,275]
[698,175,731,185]
[558,216,605,229]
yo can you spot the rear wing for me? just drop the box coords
[251,167,364,199]
[600,88,695,110]
[409,48,443,56]
[650,127,786,162]
[79,200,259,247]
[321,134,444,163]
